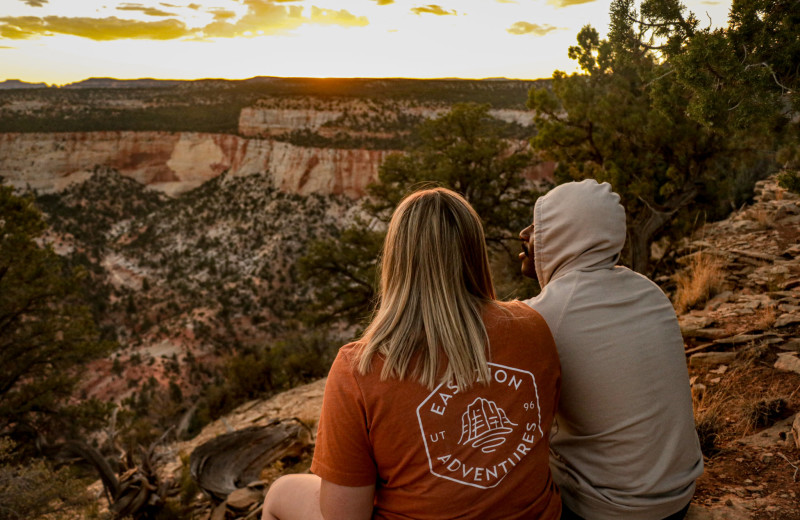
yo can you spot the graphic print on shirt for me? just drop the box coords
[458,397,517,453]
[416,363,543,489]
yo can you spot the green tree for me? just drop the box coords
[527,0,771,274]
[367,103,538,244]
[0,186,112,448]
[299,103,540,328]
[661,0,800,192]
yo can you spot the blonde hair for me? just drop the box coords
[357,188,496,391]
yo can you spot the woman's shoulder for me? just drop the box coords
[331,341,367,370]
[486,300,554,341]
[487,299,545,321]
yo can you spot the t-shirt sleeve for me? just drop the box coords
[311,348,377,487]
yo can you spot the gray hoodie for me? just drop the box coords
[523,180,703,519]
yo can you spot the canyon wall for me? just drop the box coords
[237,106,535,137]
[238,108,343,136]
[0,132,393,198]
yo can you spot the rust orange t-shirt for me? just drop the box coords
[311,301,562,520]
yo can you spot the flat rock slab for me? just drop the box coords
[736,414,798,449]
[774,353,800,375]
[775,313,800,328]
[680,315,714,335]
[689,352,737,367]
[714,333,766,345]
[794,414,800,450]
[686,497,753,520]
[685,328,730,340]
[227,487,264,510]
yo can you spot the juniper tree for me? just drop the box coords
[527,0,781,274]
[0,185,112,450]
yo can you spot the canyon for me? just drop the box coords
[0,92,538,198]
[0,80,549,414]
[0,131,393,198]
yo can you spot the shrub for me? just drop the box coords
[0,438,94,519]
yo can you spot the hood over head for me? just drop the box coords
[534,179,626,288]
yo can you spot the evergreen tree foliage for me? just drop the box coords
[527,0,789,273]
[0,186,112,449]
[366,103,538,244]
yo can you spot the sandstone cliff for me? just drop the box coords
[0,132,393,198]
[237,104,534,138]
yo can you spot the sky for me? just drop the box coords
[0,0,733,85]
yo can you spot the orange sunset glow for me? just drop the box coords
[1,0,733,85]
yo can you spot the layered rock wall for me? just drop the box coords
[238,108,343,136]
[237,106,534,137]
[0,132,392,198]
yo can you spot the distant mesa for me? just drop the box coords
[63,77,184,89]
[0,79,49,90]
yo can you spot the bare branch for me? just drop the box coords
[644,67,675,89]
[744,62,793,93]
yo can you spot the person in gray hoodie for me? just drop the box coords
[519,179,703,520]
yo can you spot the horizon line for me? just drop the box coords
[0,74,553,88]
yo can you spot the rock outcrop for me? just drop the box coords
[674,176,800,519]
[237,104,533,137]
[0,132,393,198]
[239,108,343,136]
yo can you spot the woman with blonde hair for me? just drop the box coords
[263,187,561,520]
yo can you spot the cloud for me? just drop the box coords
[371,0,395,4]
[507,21,559,36]
[0,1,371,42]
[118,4,178,17]
[0,15,191,40]
[309,7,368,26]
[209,9,237,21]
[411,4,456,15]
[19,0,48,6]
[496,0,517,3]
[200,0,304,37]
[201,1,368,38]
[546,0,596,7]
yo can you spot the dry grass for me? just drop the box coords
[673,252,726,314]
[750,207,775,229]
[740,398,787,431]
[753,306,777,331]
[693,352,795,453]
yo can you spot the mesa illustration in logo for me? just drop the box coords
[416,363,543,489]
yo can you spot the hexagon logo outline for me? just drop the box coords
[416,362,543,489]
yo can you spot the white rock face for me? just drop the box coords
[488,109,535,126]
[237,105,535,137]
[0,132,393,198]
[239,108,343,136]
